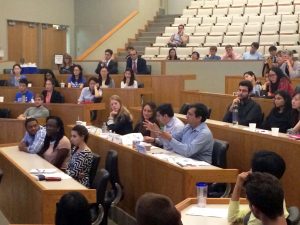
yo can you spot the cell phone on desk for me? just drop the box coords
[45,177,62,181]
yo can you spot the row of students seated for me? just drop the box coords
[223,79,300,133]
[9,63,140,89]
[54,150,288,225]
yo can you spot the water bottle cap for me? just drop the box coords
[196,182,207,187]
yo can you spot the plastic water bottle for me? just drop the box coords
[232,104,239,126]
[196,182,207,208]
[102,122,107,133]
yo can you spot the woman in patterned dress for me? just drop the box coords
[67,125,93,187]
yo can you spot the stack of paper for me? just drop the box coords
[186,206,228,218]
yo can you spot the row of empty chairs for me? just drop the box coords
[189,0,300,9]
[163,23,300,37]
[153,34,300,47]
[174,14,300,27]
[142,45,300,60]
[182,5,300,18]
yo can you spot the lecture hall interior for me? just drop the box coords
[1,0,300,225]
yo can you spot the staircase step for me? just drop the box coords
[139,32,162,37]
[137,37,156,42]
[148,22,173,27]
[147,27,166,32]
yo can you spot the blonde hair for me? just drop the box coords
[110,95,133,121]
[63,53,73,67]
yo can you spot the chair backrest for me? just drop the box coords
[89,153,101,187]
[91,169,110,205]
[0,80,8,86]
[146,65,151,74]
[179,103,190,115]
[137,82,144,88]
[287,206,300,225]
[105,150,122,190]
[0,109,10,118]
[212,139,229,168]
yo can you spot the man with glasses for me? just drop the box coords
[126,49,148,74]
[145,103,213,163]
[95,49,118,74]
[168,24,189,47]
[223,80,262,126]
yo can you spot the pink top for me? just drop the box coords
[43,136,71,170]
[45,91,52,103]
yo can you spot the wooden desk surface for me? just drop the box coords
[176,198,248,225]
[0,146,96,224]
[66,126,238,215]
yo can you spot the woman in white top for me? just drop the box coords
[98,66,115,88]
[121,68,138,89]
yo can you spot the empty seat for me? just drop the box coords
[228,7,244,16]
[277,0,293,5]
[231,0,247,7]
[176,47,193,58]
[282,15,299,24]
[187,36,206,47]
[261,23,280,34]
[194,25,212,35]
[233,46,247,55]
[215,16,232,25]
[204,35,224,46]
[182,8,198,17]
[247,0,263,6]
[277,5,294,15]
[226,25,244,35]
[201,16,217,26]
[184,26,196,35]
[280,34,300,45]
[262,0,278,6]
[153,37,170,47]
[260,6,277,15]
[162,27,178,36]
[193,47,210,58]
[187,17,202,26]
[231,15,248,25]
[203,0,218,8]
[189,0,204,9]
[157,47,171,58]
[143,47,160,58]
[244,23,262,35]
[173,17,188,26]
[260,34,279,45]
[244,6,261,15]
[210,25,228,35]
[280,23,298,34]
[240,35,260,46]
[197,8,213,17]
[295,5,300,14]
[222,35,241,46]
[264,15,282,24]
[247,15,264,24]
[213,8,228,16]
[217,0,232,8]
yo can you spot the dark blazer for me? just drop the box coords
[95,60,118,74]
[126,56,148,74]
[107,114,133,135]
[42,90,64,103]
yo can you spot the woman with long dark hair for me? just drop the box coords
[39,116,71,170]
[268,67,294,97]
[98,66,115,88]
[44,70,60,87]
[59,53,75,74]
[134,102,159,137]
[78,77,102,104]
[67,65,86,88]
[167,48,179,60]
[262,90,293,133]
[66,125,93,187]
[121,68,138,88]
[41,79,64,103]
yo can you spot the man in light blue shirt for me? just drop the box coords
[144,104,184,149]
[18,118,46,154]
[243,42,263,60]
[146,103,214,163]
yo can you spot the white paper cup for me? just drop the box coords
[76,120,81,125]
[81,121,87,126]
[28,83,32,87]
[249,123,256,132]
[271,127,279,136]
[0,96,4,102]
[60,82,65,88]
